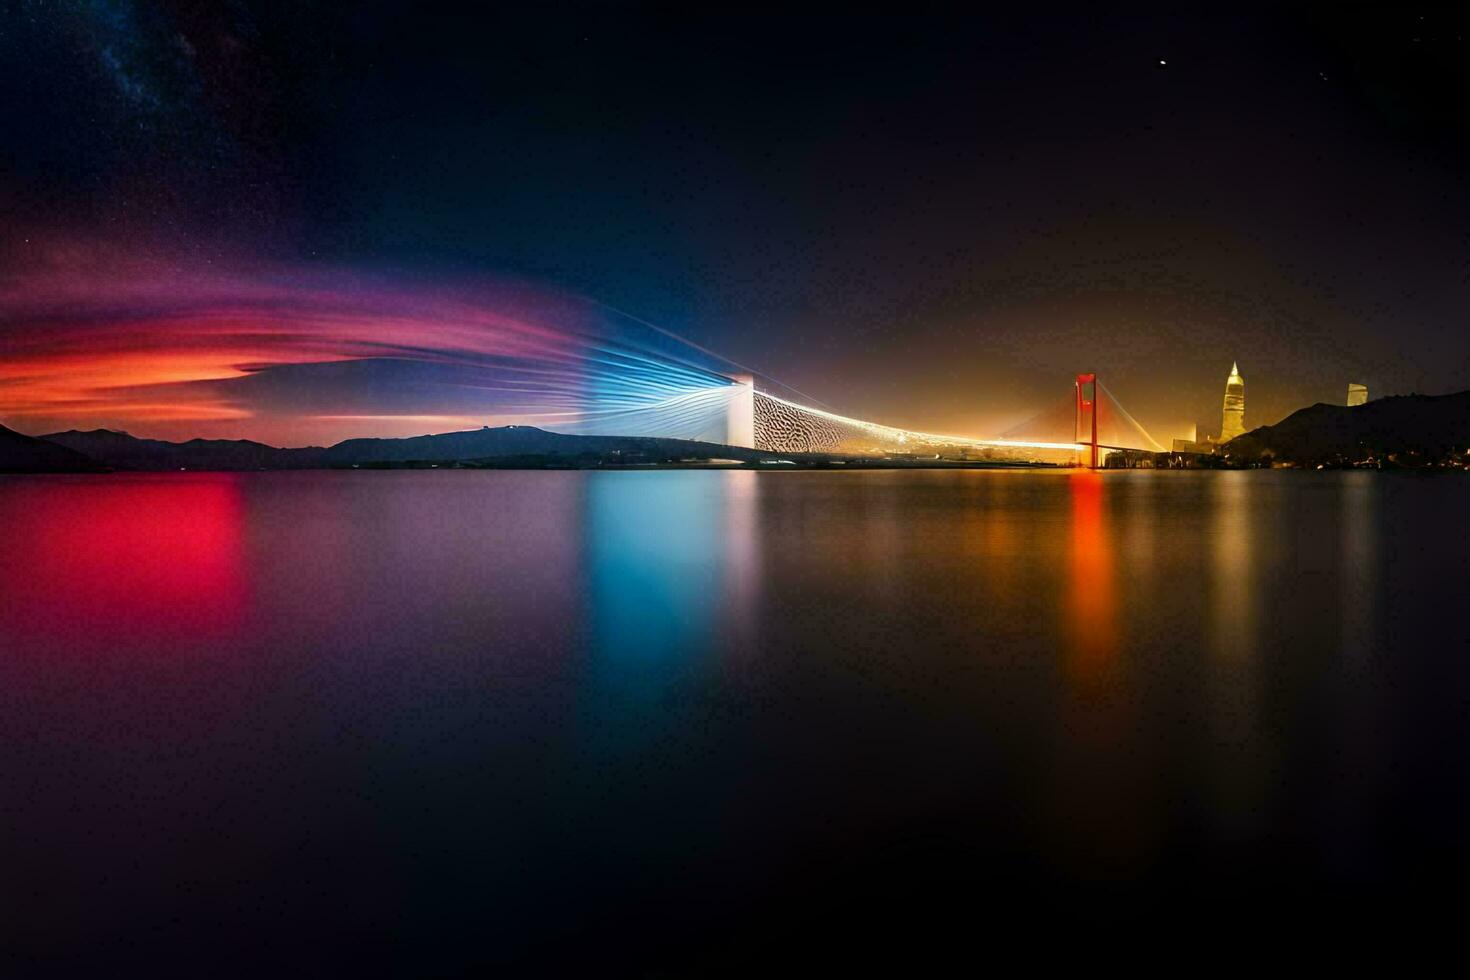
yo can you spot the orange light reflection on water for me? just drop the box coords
[1065,471,1117,687]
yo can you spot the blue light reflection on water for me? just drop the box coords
[580,471,732,775]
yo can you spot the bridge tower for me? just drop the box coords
[724,373,755,449]
[1075,373,1099,468]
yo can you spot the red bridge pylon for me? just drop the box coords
[1075,373,1098,469]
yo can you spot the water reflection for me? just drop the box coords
[1065,471,1117,685]
[0,474,246,648]
[586,471,728,656]
[718,469,762,646]
[1209,472,1258,660]
[1,469,1466,970]
[1339,472,1378,664]
[1052,473,1156,874]
[1326,471,1383,872]
[583,472,730,753]
[1205,471,1266,838]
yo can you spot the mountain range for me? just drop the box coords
[41,429,326,470]
[0,424,107,472]
[8,425,763,472]
[317,426,763,466]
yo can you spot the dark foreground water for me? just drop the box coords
[2,469,1467,971]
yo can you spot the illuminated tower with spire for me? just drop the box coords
[1220,362,1245,442]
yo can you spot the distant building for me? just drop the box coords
[1171,424,1215,454]
[1172,436,1216,454]
[1347,383,1368,407]
[1220,362,1246,442]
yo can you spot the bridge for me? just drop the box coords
[547,361,1164,467]
[457,308,1166,466]
[746,373,1163,466]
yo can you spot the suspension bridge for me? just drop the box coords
[546,360,1165,467]
[745,373,1163,466]
[487,303,1168,466]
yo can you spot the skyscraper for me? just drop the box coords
[1220,362,1245,441]
[1347,383,1367,407]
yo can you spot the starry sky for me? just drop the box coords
[3,3,1469,446]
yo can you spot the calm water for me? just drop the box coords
[2,469,1467,970]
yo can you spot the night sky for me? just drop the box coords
[4,3,1469,445]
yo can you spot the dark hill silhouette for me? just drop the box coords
[319,425,763,465]
[42,429,327,470]
[1225,390,1470,464]
[36,425,764,470]
[0,424,106,472]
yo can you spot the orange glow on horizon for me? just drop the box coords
[0,263,598,443]
[0,318,366,428]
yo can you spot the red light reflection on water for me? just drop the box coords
[1048,473,1155,875]
[1065,471,1117,684]
[0,474,247,645]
